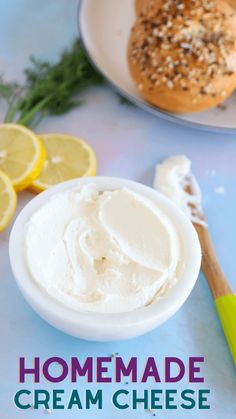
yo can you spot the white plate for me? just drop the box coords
[79,0,236,133]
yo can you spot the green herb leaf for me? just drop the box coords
[0,39,104,127]
[0,77,20,103]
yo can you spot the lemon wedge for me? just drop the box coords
[30,133,97,192]
[0,124,46,192]
[0,170,17,232]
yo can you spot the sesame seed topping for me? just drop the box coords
[130,0,236,96]
[167,80,174,88]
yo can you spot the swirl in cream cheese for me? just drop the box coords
[25,185,183,313]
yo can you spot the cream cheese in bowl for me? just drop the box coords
[9,177,201,340]
[25,185,183,314]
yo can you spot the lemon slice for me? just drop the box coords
[30,133,97,192]
[0,170,17,232]
[0,123,46,192]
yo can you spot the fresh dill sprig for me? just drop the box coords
[0,77,20,102]
[0,39,104,127]
[0,77,23,123]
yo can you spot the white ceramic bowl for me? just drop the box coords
[9,177,201,341]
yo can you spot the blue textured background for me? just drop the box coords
[0,1,235,417]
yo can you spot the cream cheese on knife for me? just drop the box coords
[154,155,206,226]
